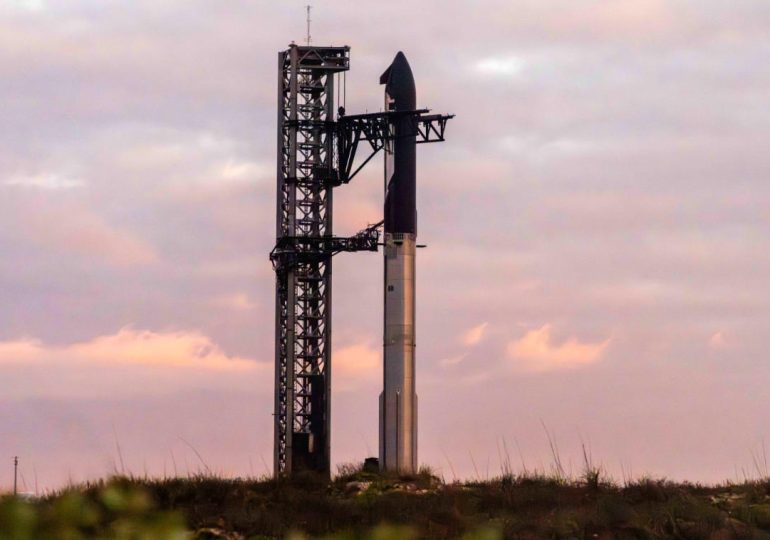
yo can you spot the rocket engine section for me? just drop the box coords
[380,52,418,473]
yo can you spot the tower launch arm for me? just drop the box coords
[336,110,454,184]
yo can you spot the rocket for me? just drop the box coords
[379,52,418,473]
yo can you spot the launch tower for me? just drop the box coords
[271,44,452,477]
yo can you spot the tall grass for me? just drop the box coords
[3,469,770,539]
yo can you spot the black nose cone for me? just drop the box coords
[380,51,416,111]
[382,51,417,235]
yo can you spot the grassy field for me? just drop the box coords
[3,465,770,539]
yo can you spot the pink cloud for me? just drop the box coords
[439,354,466,368]
[211,293,257,311]
[709,331,727,349]
[5,172,84,189]
[335,201,382,236]
[0,339,44,362]
[0,328,265,399]
[66,327,256,370]
[489,0,678,41]
[0,0,768,489]
[461,322,489,346]
[332,341,379,392]
[581,0,675,36]
[507,324,610,372]
[13,194,157,266]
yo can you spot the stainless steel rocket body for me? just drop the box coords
[379,52,418,473]
[381,231,417,472]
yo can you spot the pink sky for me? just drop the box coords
[1,0,770,490]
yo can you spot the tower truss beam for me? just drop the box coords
[336,110,454,184]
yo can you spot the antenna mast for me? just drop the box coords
[305,5,311,45]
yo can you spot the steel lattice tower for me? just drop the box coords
[273,45,349,475]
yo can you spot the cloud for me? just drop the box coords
[28,210,157,266]
[65,327,256,370]
[0,338,43,361]
[585,0,675,36]
[5,193,158,266]
[461,322,489,346]
[507,325,610,372]
[9,0,46,12]
[709,331,727,349]
[219,160,270,183]
[5,173,84,189]
[439,354,466,367]
[212,293,257,311]
[333,341,379,392]
[0,327,265,399]
[0,0,769,487]
[334,196,382,235]
[475,55,525,77]
[458,371,493,386]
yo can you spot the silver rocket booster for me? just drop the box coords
[379,52,418,473]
